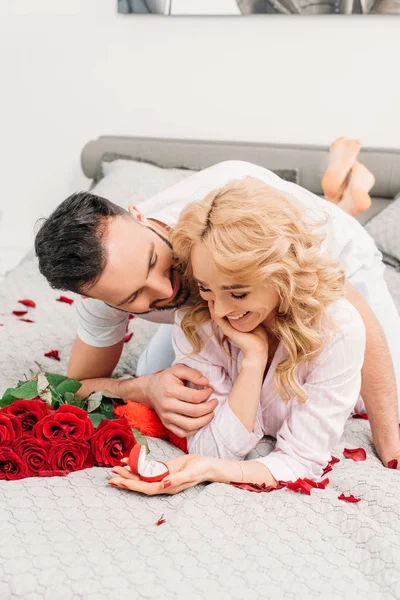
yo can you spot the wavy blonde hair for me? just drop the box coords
[171,177,345,403]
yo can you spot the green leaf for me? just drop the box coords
[56,379,82,395]
[131,427,149,454]
[0,394,17,408]
[10,381,38,400]
[88,412,104,428]
[44,373,82,395]
[99,401,116,420]
[63,392,84,407]
[87,391,103,413]
[100,390,126,405]
[44,373,68,387]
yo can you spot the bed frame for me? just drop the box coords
[81,135,400,224]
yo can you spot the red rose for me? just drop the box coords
[32,414,65,442]
[90,418,136,467]
[0,414,22,446]
[2,398,52,432]
[33,405,94,442]
[0,447,27,480]
[53,405,94,439]
[48,439,94,474]
[13,435,50,476]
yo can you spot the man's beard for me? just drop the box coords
[142,225,190,312]
[149,268,190,312]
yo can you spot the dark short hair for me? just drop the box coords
[35,191,127,293]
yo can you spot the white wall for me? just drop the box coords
[0,0,399,270]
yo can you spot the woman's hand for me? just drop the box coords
[108,453,214,496]
[208,300,269,361]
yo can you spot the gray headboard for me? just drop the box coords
[81,135,400,199]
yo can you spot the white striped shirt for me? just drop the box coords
[172,298,366,482]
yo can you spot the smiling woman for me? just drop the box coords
[167,176,367,486]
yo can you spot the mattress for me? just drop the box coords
[1,244,400,599]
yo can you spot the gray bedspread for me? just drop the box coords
[1,251,400,600]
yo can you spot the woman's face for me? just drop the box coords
[191,242,280,332]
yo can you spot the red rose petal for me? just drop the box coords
[156,514,166,526]
[322,455,340,475]
[44,350,60,361]
[352,413,369,420]
[230,481,284,493]
[56,296,74,304]
[19,318,34,323]
[278,477,330,495]
[304,477,330,489]
[18,299,36,308]
[13,310,27,317]
[338,493,361,503]
[128,314,135,320]
[388,459,398,469]
[283,479,313,495]
[124,333,133,343]
[343,447,367,462]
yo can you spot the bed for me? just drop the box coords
[1,136,400,600]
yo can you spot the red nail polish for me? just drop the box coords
[108,481,118,487]
[119,482,129,489]
[163,480,171,489]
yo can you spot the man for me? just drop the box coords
[35,158,400,468]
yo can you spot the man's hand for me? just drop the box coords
[145,364,218,438]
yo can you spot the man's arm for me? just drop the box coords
[345,282,400,466]
[67,335,218,437]
[68,335,124,382]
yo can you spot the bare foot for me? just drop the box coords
[338,162,375,217]
[322,137,361,202]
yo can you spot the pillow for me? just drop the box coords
[90,158,300,210]
[90,159,198,208]
[365,192,400,268]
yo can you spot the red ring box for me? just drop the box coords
[128,444,170,483]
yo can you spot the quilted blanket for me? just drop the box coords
[1,251,400,600]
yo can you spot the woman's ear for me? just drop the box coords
[128,205,146,223]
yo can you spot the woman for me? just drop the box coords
[109,176,366,495]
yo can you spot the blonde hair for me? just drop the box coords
[172,177,345,403]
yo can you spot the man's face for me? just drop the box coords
[86,214,188,314]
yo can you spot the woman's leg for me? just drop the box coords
[337,161,375,217]
[321,137,361,201]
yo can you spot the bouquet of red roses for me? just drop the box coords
[0,369,147,481]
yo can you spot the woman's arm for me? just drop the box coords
[209,456,278,487]
[225,356,266,432]
[172,316,265,460]
[254,302,367,482]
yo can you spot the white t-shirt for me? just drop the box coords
[76,160,380,348]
